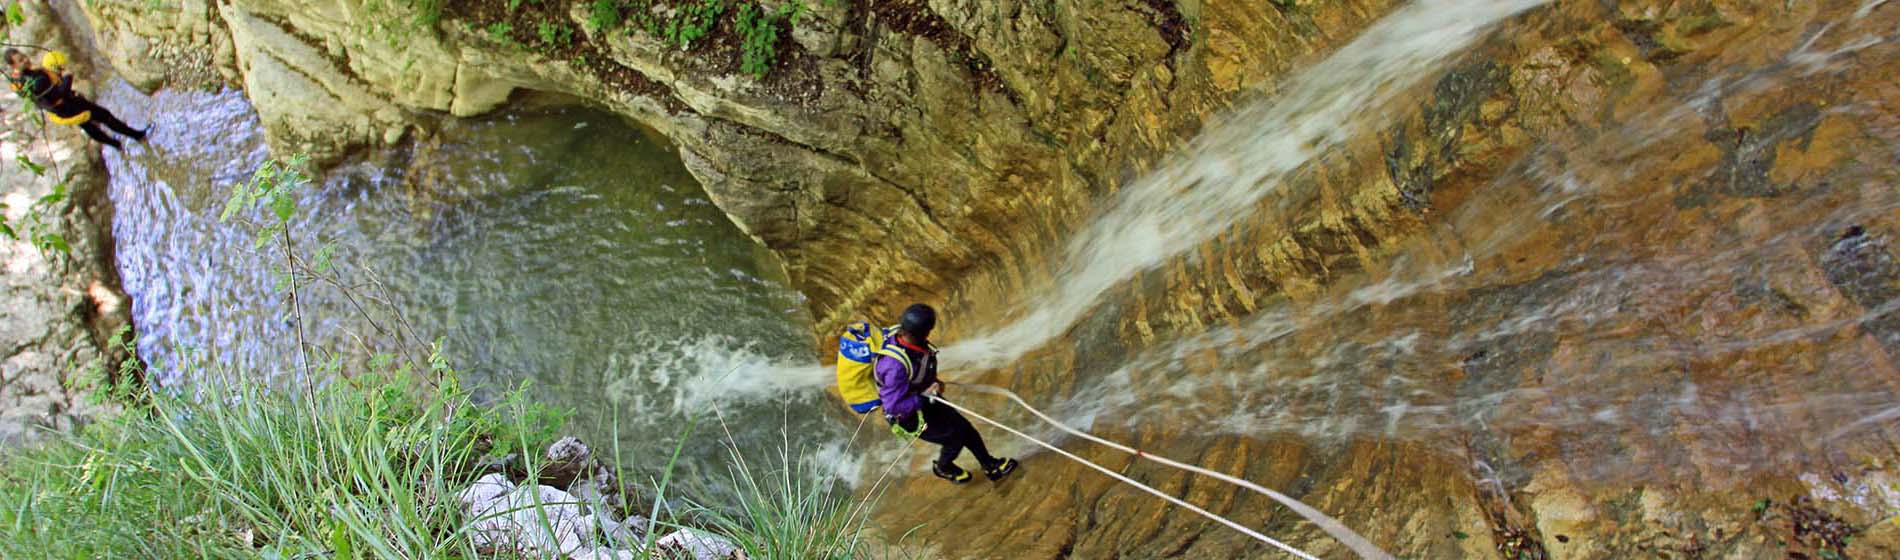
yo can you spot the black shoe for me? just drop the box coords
[932,461,972,485]
[134,125,152,143]
[983,458,1019,481]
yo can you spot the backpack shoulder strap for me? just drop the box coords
[873,328,915,383]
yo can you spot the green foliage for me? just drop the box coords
[67,325,145,407]
[664,0,727,50]
[537,20,574,48]
[685,437,886,559]
[596,0,806,78]
[15,153,44,176]
[485,21,515,45]
[4,1,23,27]
[736,3,800,79]
[586,0,624,32]
[406,0,445,27]
[0,362,565,557]
[357,0,446,51]
[219,153,309,253]
[6,180,73,258]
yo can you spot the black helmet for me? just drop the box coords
[899,303,936,339]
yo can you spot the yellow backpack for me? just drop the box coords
[834,321,896,414]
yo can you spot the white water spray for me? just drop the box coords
[945,0,1549,370]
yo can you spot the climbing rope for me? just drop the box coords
[934,383,1395,560]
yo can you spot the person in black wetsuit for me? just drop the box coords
[6,48,147,150]
[875,304,1019,484]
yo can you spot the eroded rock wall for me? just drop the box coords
[0,2,135,444]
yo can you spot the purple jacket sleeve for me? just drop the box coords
[875,355,919,418]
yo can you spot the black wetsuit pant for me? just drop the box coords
[56,96,142,149]
[894,399,999,469]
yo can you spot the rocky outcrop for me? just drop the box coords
[0,2,136,444]
[455,437,744,560]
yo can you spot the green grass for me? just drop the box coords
[682,412,894,559]
[0,364,903,558]
[0,364,563,557]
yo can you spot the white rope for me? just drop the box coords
[941,384,1395,560]
[931,394,1322,560]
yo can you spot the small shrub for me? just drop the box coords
[736,5,775,79]
[404,0,444,27]
[587,0,623,32]
[538,20,574,47]
[664,0,726,50]
[486,21,515,44]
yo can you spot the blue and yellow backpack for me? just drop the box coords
[832,322,889,415]
[834,321,902,414]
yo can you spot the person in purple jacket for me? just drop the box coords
[877,303,1019,484]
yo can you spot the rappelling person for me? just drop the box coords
[876,303,1019,484]
[6,48,149,150]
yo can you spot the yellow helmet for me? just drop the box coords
[39,50,68,71]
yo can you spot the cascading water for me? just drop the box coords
[945,0,1551,371]
[100,85,848,481]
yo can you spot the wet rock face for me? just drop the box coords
[0,1,135,446]
[884,0,1900,557]
[1822,226,1900,354]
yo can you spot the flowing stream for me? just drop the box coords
[99,86,848,482]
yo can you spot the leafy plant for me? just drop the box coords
[406,0,445,27]
[486,21,515,45]
[66,325,146,406]
[736,5,773,79]
[537,20,574,48]
[586,0,624,32]
[664,0,727,50]
[4,132,72,258]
